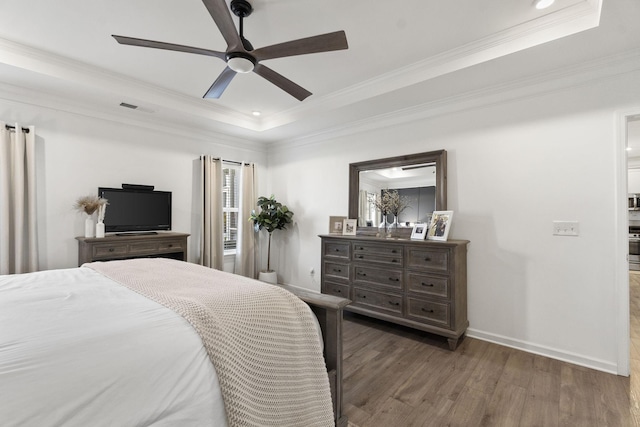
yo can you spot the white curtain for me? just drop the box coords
[200,155,223,270]
[0,123,38,274]
[234,163,257,278]
[358,189,369,227]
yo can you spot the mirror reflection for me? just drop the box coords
[359,164,436,227]
[348,150,447,229]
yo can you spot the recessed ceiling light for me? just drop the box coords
[534,0,555,9]
[627,147,633,151]
[252,111,261,117]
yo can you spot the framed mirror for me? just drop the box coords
[348,150,447,229]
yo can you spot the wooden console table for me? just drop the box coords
[76,232,189,266]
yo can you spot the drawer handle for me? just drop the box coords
[391,259,399,263]
[357,294,366,299]
[333,288,342,293]
[388,301,400,306]
[333,268,342,273]
[335,248,340,252]
[391,249,397,253]
[421,282,435,287]
[168,244,173,248]
[108,248,115,252]
[424,257,431,261]
[389,277,399,282]
[357,255,364,259]
[357,272,367,277]
[421,308,435,313]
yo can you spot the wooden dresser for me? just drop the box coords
[320,234,469,350]
[76,232,189,266]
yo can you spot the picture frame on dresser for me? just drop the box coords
[410,223,428,240]
[427,211,453,241]
[329,216,347,234]
[342,219,357,235]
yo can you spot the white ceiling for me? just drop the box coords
[0,0,638,144]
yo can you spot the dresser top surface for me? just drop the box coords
[76,231,190,243]
[319,234,469,247]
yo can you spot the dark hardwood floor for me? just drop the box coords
[342,285,636,427]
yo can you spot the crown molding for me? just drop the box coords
[259,0,602,132]
[0,81,267,153]
[0,37,262,131]
[269,48,640,152]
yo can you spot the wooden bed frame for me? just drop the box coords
[278,284,351,427]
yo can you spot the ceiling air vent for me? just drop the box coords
[119,102,138,109]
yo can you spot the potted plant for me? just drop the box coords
[249,195,294,283]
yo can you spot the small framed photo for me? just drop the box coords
[329,216,347,234]
[427,211,454,241]
[411,223,428,240]
[342,219,357,236]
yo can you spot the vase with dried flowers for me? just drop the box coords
[74,195,108,238]
[386,190,410,232]
[368,189,410,237]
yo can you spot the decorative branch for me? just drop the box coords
[74,195,108,216]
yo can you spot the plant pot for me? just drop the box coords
[258,271,278,284]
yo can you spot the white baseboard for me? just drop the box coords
[466,328,619,375]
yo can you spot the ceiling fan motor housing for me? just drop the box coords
[230,0,253,18]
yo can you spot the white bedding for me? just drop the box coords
[0,267,228,426]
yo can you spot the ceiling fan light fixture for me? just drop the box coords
[534,0,555,9]
[227,53,255,73]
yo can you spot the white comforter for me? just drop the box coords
[0,267,228,426]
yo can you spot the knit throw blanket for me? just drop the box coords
[86,258,334,427]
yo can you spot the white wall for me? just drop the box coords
[0,97,267,270]
[266,69,640,373]
[2,60,639,375]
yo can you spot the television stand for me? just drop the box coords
[76,232,189,266]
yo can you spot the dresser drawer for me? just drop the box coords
[353,265,403,290]
[93,244,128,258]
[353,242,403,257]
[323,261,349,281]
[129,242,159,254]
[353,287,403,314]
[353,252,403,266]
[324,241,350,259]
[158,240,184,251]
[407,298,450,327]
[407,273,449,298]
[322,281,350,299]
[406,248,449,272]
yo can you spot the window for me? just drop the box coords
[222,164,239,252]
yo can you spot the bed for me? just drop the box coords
[0,258,350,426]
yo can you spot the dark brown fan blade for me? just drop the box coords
[253,63,311,101]
[252,30,348,62]
[203,67,237,99]
[201,0,243,51]
[112,35,227,60]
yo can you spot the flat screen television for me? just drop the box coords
[98,187,172,233]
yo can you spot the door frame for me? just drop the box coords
[616,109,639,376]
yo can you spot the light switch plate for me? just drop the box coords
[553,221,579,236]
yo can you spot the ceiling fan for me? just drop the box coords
[112,0,348,101]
